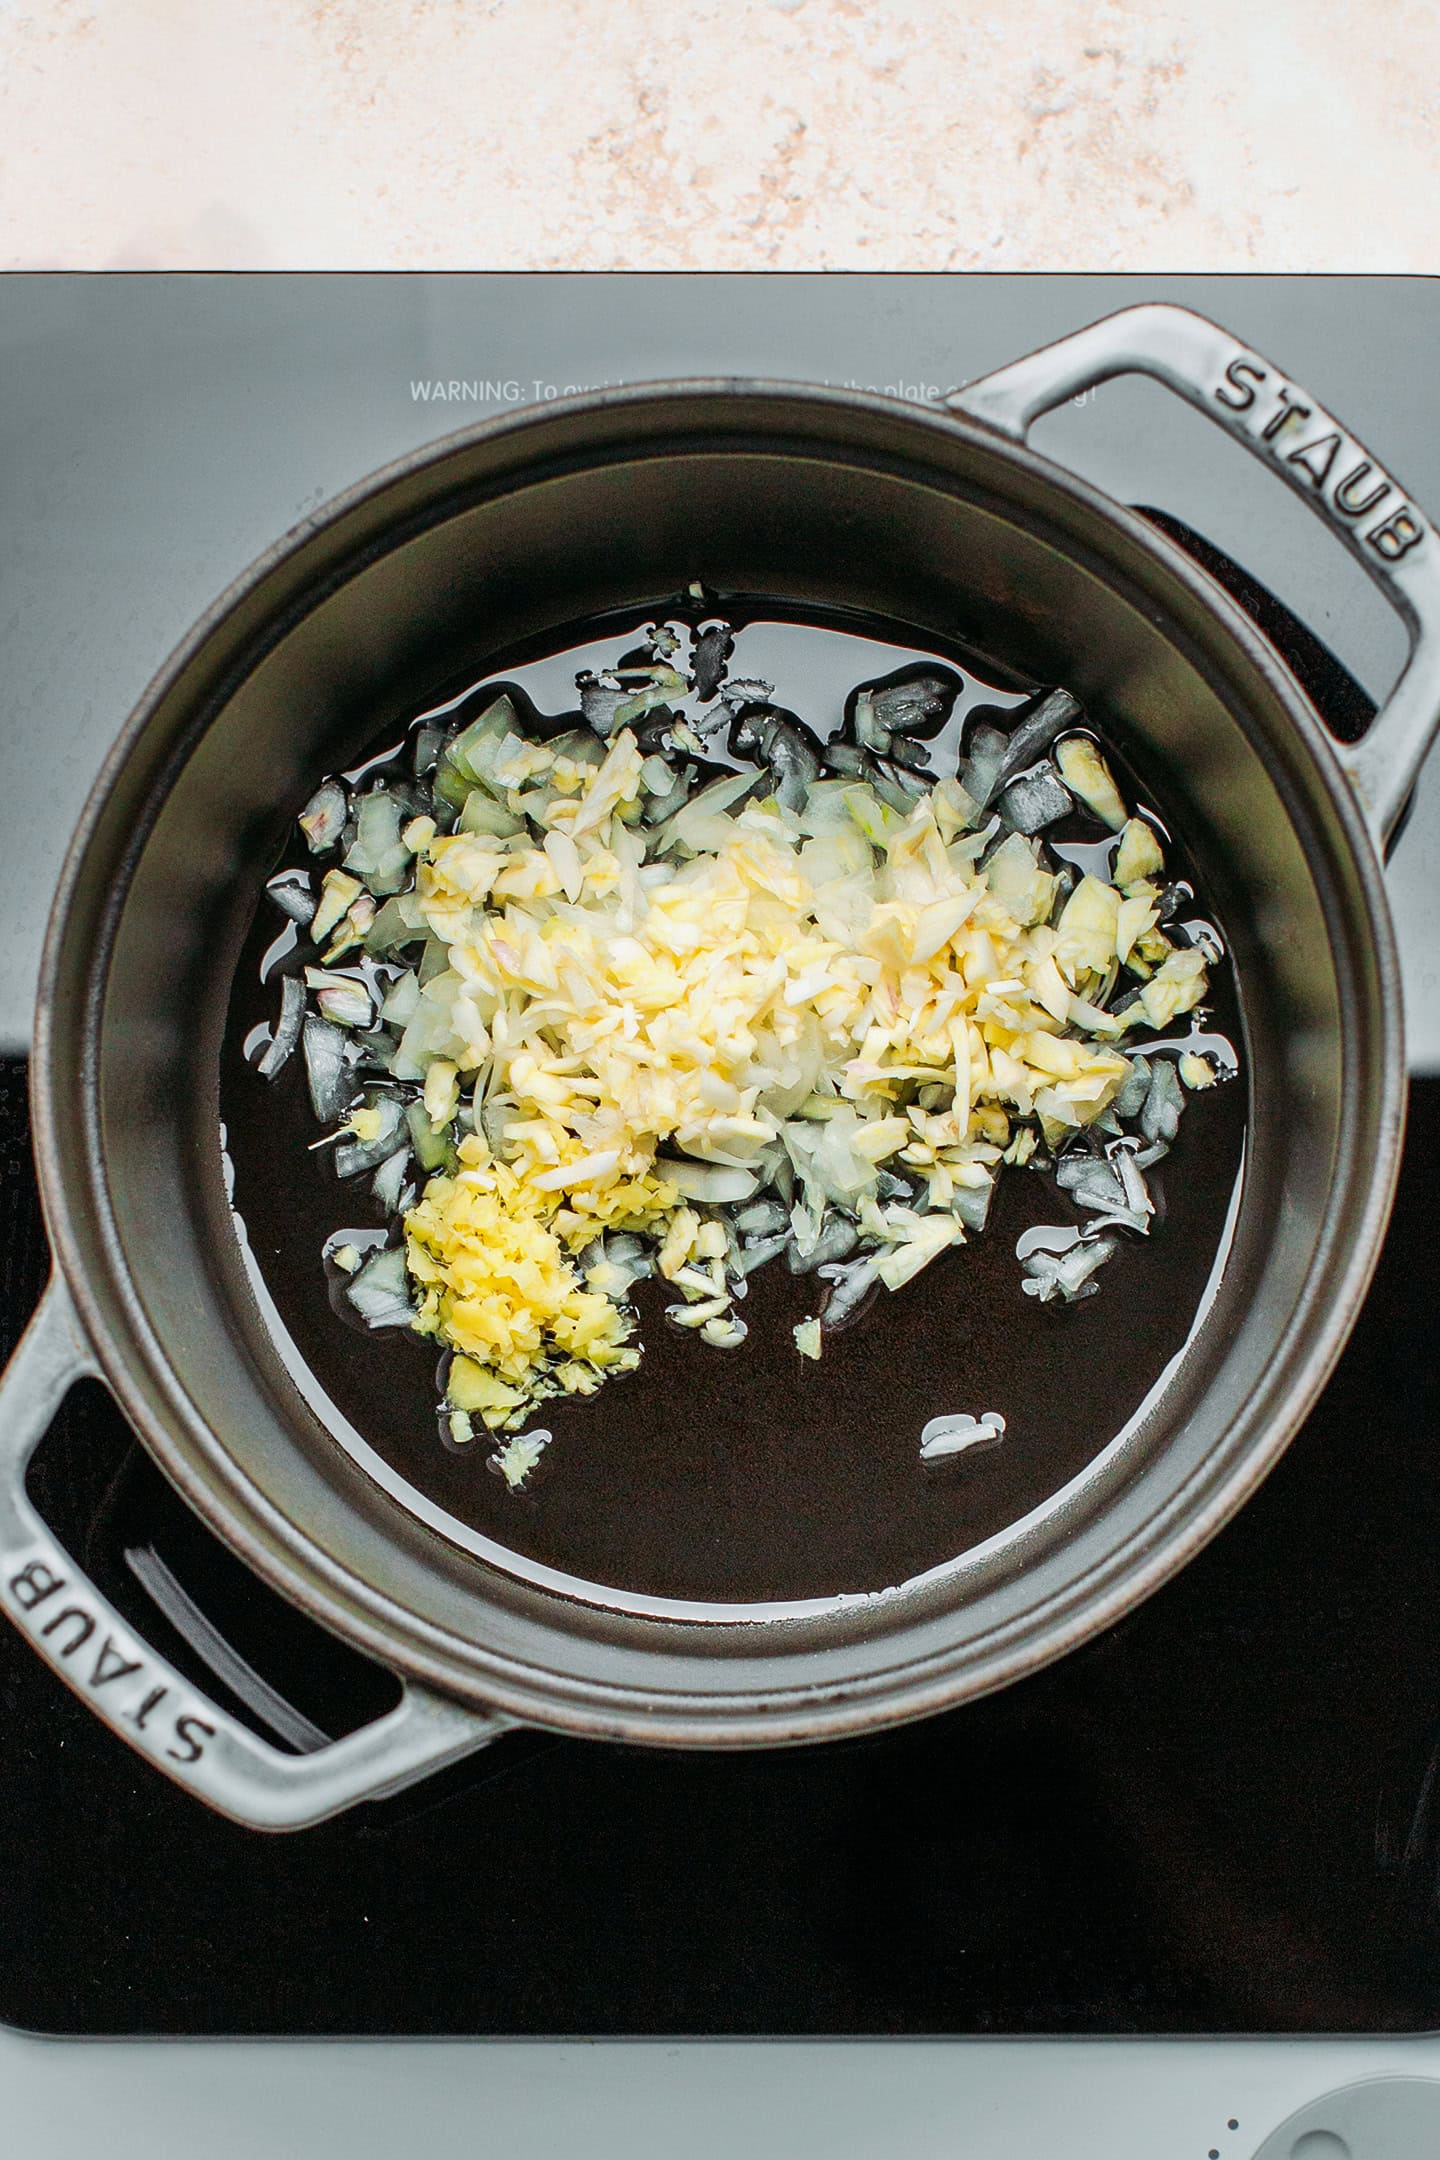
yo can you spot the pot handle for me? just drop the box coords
[0,1278,514,1832]
[945,301,1440,847]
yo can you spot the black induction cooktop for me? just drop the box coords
[3,507,1438,2040]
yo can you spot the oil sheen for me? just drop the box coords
[219,600,1246,1610]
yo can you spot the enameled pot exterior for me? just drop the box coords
[3,304,1437,1829]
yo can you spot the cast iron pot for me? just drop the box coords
[2,304,1437,1831]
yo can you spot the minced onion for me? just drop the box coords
[257,600,1236,1481]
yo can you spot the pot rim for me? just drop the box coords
[28,377,1408,1743]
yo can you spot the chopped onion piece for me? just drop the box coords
[543,828,585,902]
[660,1161,760,1204]
[256,974,305,1080]
[700,1315,748,1348]
[302,1015,354,1122]
[437,695,521,799]
[823,739,868,778]
[458,788,525,839]
[298,781,347,852]
[983,832,1055,927]
[667,1295,731,1328]
[1056,1151,1127,1215]
[919,1410,1006,1462]
[961,723,1009,810]
[875,1214,961,1290]
[1055,736,1128,831]
[1140,1058,1186,1144]
[491,1429,552,1490]
[345,1244,416,1328]
[371,1147,411,1214]
[841,780,904,844]
[786,1214,858,1273]
[312,869,363,947]
[818,1255,880,1328]
[266,871,316,925]
[950,1175,994,1234]
[323,894,377,962]
[650,769,756,855]
[345,790,411,895]
[335,1093,408,1176]
[1112,1056,1151,1120]
[734,1198,788,1238]
[366,894,428,957]
[998,761,1071,834]
[1020,1233,1118,1303]
[406,1098,456,1173]
[1113,1145,1153,1219]
[311,975,373,1030]
[1115,816,1165,888]
[995,688,1081,787]
[380,970,421,1029]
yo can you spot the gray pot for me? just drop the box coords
[2,303,1437,1831]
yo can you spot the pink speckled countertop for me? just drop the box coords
[1,0,1435,269]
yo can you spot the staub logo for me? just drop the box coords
[7,1553,216,1766]
[1214,355,1425,563]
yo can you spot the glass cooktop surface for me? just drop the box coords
[2,276,1438,2060]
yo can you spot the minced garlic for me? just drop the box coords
[383,716,1206,1431]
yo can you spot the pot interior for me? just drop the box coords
[218,598,1247,1617]
[43,389,1395,1738]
